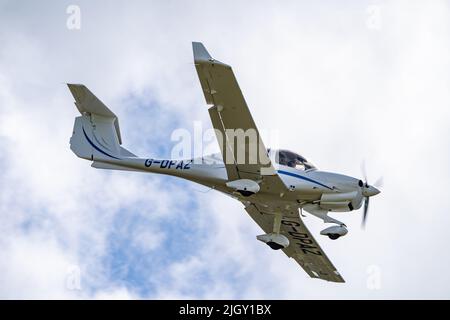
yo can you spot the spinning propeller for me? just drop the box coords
[360,162,382,228]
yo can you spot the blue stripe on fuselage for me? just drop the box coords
[277,170,333,190]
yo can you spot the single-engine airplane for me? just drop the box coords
[67,42,381,282]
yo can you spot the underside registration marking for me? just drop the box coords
[282,220,322,256]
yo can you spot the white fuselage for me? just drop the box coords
[96,153,365,214]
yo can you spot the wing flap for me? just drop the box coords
[208,105,240,180]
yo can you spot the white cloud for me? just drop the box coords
[0,233,79,299]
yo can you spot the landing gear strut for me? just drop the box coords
[256,212,290,250]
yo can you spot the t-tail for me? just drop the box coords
[67,84,225,184]
[67,84,140,171]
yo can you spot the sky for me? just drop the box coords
[0,0,449,299]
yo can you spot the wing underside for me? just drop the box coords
[245,203,345,283]
[193,42,343,282]
[193,42,276,181]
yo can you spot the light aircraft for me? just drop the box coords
[67,42,381,282]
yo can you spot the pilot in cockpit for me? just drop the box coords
[275,149,316,171]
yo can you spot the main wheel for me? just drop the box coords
[328,234,340,240]
[267,241,284,250]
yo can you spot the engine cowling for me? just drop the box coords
[320,225,348,240]
[319,191,362,212]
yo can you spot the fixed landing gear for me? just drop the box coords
[320,225,348,240]
[256,212,290,250]
[257,233,289,250]
[302,206,349,241]
[267,241,285,250]
[328,234,341,240]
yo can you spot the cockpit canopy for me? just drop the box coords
[268,149,316,171]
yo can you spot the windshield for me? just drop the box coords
[271,149,316,171]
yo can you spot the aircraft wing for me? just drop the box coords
[244,202,345,283]
[193,42,277,182]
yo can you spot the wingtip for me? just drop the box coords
[192,41,213,62]
[192,42,230,67]
[66,84,92,104]
[67,83,84,91]
[66,83,83,98]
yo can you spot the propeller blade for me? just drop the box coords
[374,176,384,188]
[362,196,369,228]
[359,161,381,228]
[361,160,368,185]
